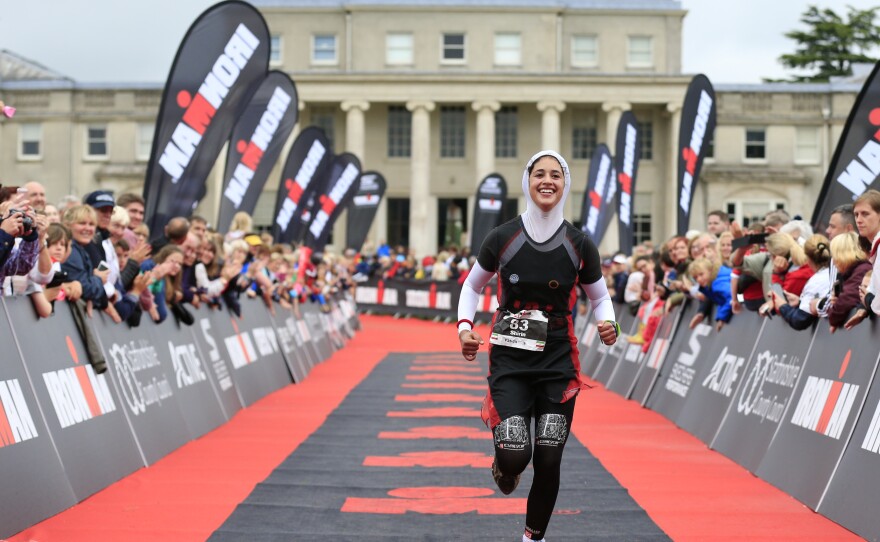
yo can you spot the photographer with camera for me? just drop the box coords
[0,185,44,291]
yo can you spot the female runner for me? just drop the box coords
[458,150,619,541]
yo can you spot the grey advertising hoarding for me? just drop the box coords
[676,313,765,444]
[199,304,283,406]
[630,303,683,405]
[7,299,143,501]
[95,315,194,466]
[817,319,880,539]
[581,302,629,378]
[592,308,638,385]
[645,301,718,423]
[142,317,228,439]
[756,322,880,510]
[0,299,78,538]
[191,306,244,418]
[271,308,308,383]
[710,317,813,473]
[302,302,333,363]
[238,298,294,393]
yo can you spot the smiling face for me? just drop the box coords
[528,155,565,213]
[69,217,96,245]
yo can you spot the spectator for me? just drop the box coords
[61,205,109,310]
[190,215,208,241]
[763,209,790,234]
[431,251,451,281]
[766,233,813,298]
[772,234,832,331]
[827,232,871,332]
[225,211,253,245]
[706,210,730,237]
[143,245,184,323]
[44,204,61,224]
[152,216,190,252]
[611,254,629,303]
[853,189,880,319]
[23,182,47,212]
[116,193,145,229]
[780,219,813,247]
[687,257,733,331]
[57,194,81,213]
[717,231,734,266]
[0,187,44,295]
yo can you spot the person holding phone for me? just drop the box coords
[827,232,871,332]
[457,150,618,542]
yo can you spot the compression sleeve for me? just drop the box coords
[580,277,616,322]
[457,261,494,333]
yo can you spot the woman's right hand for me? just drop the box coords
[459,329,484,361]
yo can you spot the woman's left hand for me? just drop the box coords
[597,321,617,346]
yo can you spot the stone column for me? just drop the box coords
[407,100,436,256]
[666,102,682,240]
[537,101,566,152]
[472,100,501,181]
[341,100,370,163]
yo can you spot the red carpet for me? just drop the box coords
[10,316,861,541]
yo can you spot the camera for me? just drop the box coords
[7,209,34,234]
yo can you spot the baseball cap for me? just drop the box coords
[612,254,628,264]
[244,233,263,247]
[84,190,115,209]
[601,258,613,267]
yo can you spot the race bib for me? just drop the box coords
[490,310,548,351]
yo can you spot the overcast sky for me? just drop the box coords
[1,0,878,84]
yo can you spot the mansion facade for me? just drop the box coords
[0,0,860,256]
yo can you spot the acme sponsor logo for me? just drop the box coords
[701,346,746,397]
[0,379,38,447]
[790,350,858,440]
[159,24,261,181]
[223,86,293,208]
[679,89,713,215]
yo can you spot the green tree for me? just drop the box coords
[777,4,880,82]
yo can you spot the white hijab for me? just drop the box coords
[520,149,571,243]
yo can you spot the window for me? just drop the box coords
[495,106,518,158]
[386,33,413,65]
[571,113,598,159]
[795,126,820,164]
[704,134,715,160]
[136,123,154,161]
[387,198,410,248]
[632,194,652,246]
[494,33,521,66]
[311,107,336,151]
[571,36,598,68]
[270,35,282,65]
[312,35,337,64]
[86,125,107,158]
[438,198,468,248]
[727,200,786,227]
[442,33,465,63]
[440,106,466,158]
[387,105,411,157]
[627,36,653,68]
[19,123,41,159]
[745,128,766,160]
[637,121,653,160]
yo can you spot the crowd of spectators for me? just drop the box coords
[2,167,878,374]
[0,181,359,374]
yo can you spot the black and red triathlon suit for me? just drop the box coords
[479,216,603,429]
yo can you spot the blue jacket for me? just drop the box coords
[698,265,733,323]
[62,243,108,310]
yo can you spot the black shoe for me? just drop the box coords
[492,459,520,495]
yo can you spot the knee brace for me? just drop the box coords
[535,413,568,447]
[493,415,529,451]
